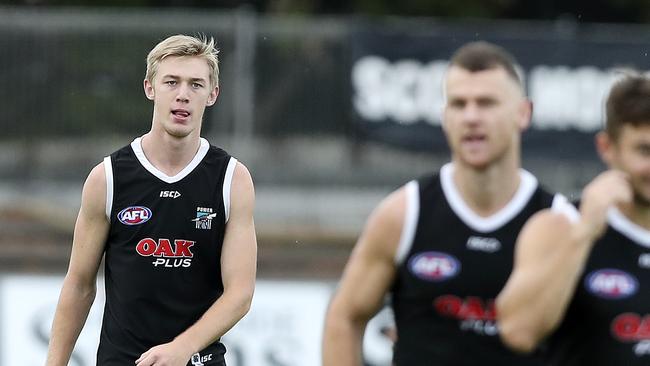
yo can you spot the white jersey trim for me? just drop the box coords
[440,163,538,233]
[395,180,420,265]
[607,207,650,248]
[103,156,114,220]
[130,136,210,184]
[550,194,579,223]
[223,157,238,223]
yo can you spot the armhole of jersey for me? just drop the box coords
[223,157,238,223]
[550,193,579,223]
[394,180,420,265]
[103,156,114,221]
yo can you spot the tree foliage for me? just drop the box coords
[5,0,650,23]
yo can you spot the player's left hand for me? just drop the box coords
[135,341,194,366]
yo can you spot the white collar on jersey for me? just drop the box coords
[440,162,538,233]
[130,136,210,184]
[607,207,650,248]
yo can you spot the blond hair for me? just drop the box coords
[146,34,220,89]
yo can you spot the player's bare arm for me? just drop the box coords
[46,163,110,366]
[497,170,632,353]
[136,162,257,366]
[322,186,406,366]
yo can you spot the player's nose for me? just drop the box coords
[175,83,191,103]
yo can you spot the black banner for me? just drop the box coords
[350,20,650,159]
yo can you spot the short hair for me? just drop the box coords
[146,34,220,89]
[605,73,650,139]
[449,41,522,88]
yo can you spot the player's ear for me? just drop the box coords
[144,79,155,100]
[517,99,532,131]
[596,131,615,166]
[206,86,219,106]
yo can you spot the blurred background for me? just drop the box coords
[1,1,649,365]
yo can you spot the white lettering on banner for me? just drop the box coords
[223,281,332,366]
[529,66,618,131]
[352,56,446,125]
[0,276,103,366]
[352,55,636,132]
[363,306,396,366]
[0,276,394,366]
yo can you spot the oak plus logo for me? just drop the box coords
[118,206,152,225]
[136,237,195,268]
[434,295,498,336]
[611,313,650,357]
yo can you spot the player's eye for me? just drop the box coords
[477,98,497,107]
[448,99,465,109]
[636,144,650,156]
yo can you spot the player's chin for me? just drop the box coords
[459,155,493,170]
[166,126,193,139]
[633,189,650,207]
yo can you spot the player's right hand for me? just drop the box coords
[577,169,632,242]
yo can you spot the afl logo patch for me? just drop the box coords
[585,269,638,299]
[408,251,461,282]
[118,206,152,225]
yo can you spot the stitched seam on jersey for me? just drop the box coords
[130,136,210,184]
[223,157,238,223]
[550,194,579,223]
[440,163,539,233]
[395,180,419,265]
[103,156,114,220]
[607,207,650,248]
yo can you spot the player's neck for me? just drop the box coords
[618,202,650,231]
[451,159,521,217]
[140,131,202,176]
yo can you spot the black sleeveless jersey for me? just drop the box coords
[545,207,650,365]
[97,137,236,366]
[391,163,561,366]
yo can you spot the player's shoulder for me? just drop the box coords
[86,160,107,187]
[531,208,574,228]
[367,183,412,237]
[382,182,411,210]
[355,184,411,260]
[78,161,109,217]
[229,161,255,212]
[232,161,253,187]
[522,208,576,244]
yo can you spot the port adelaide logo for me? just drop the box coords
[118,206,152,225]
[585,268,639,299]
[192,207,216,230]
[408,251,461,282]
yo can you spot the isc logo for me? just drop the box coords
[191,353,213,366]
[118,206,152,225]
[160,190,181,199]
